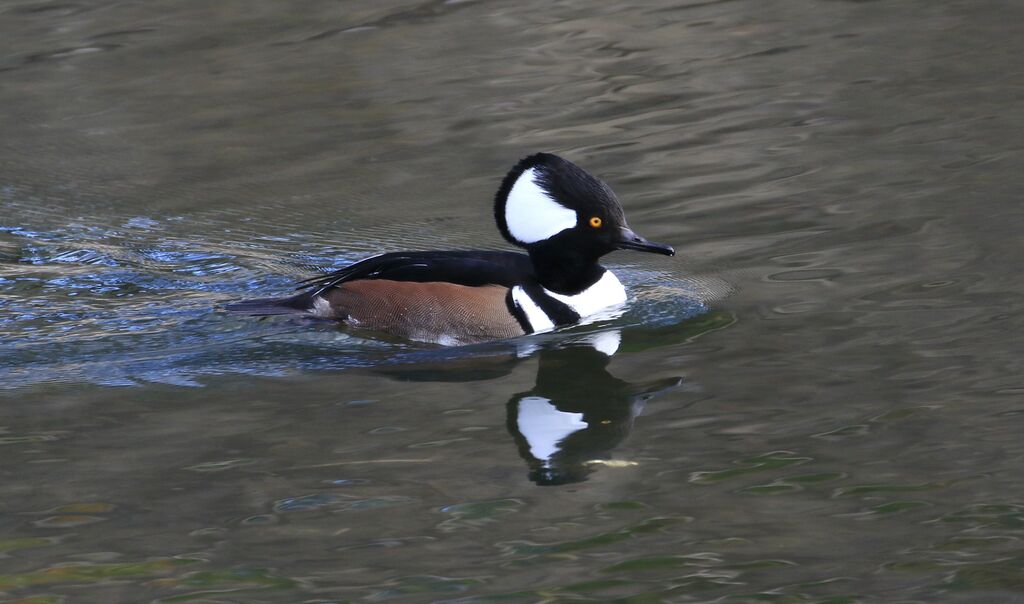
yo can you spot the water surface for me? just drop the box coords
[2,0,1023,602]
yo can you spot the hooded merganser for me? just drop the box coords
[228,153,674,345]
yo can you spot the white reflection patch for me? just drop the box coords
[516,396,588,464]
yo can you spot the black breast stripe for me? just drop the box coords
[506,289,533,333]
[519,283,580,327]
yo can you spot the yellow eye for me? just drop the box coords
[589,216,602,228]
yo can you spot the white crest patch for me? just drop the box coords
[544,270,627,320]
[516,396,588,464]
[512,285,555,333]
[505,167,578,244]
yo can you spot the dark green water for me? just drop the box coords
[2,1,1023,602]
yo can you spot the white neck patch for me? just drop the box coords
[544,270,627,320]
[512,270,627,334]
[516,396,588,464]
[504,167,578,245]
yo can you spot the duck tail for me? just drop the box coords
[224,293,312,316]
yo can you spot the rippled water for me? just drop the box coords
[2,0,1023,602]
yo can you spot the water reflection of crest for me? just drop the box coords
[506,331,682,486]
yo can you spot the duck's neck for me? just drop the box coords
[528,248,606,295]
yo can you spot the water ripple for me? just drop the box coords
[0,216,713,388]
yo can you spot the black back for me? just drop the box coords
[296,250,536,296]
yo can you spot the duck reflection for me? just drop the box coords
[507,331,682,486]
[372,311,735,486]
